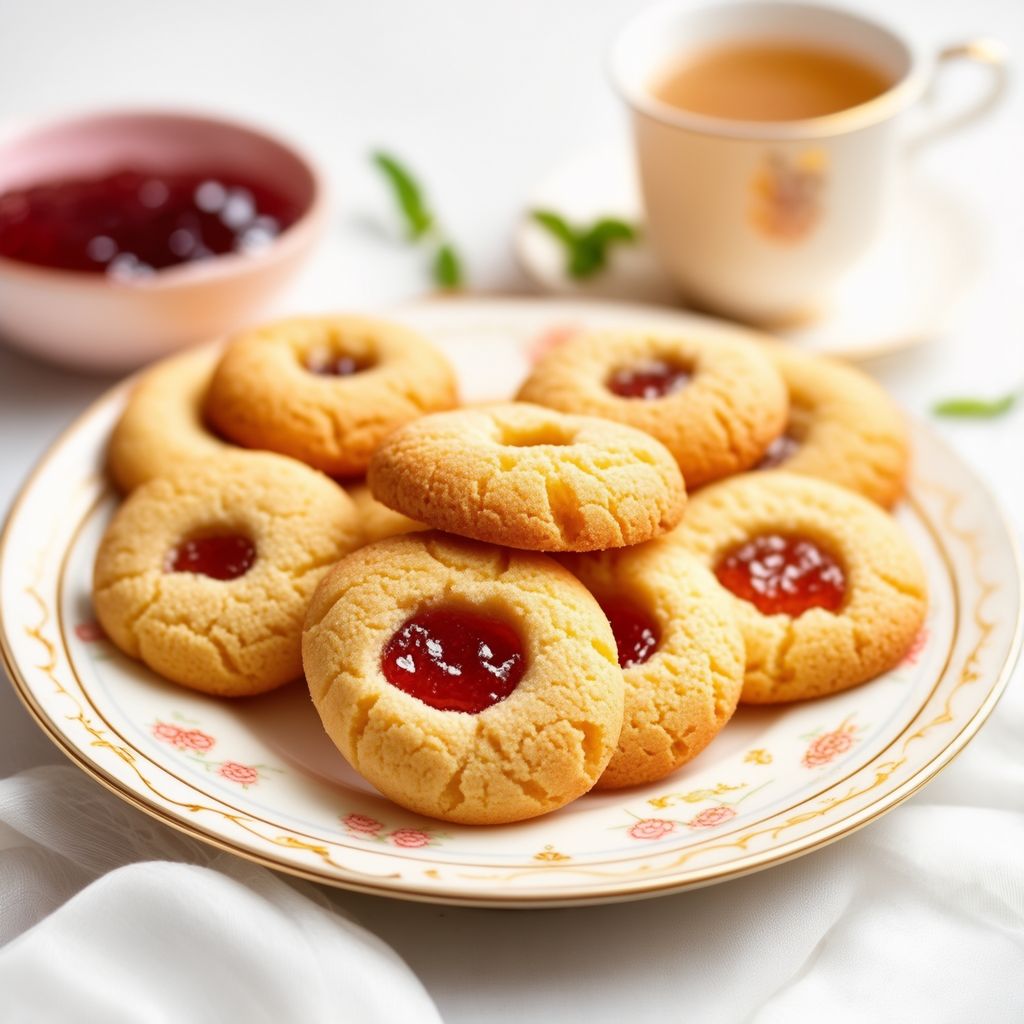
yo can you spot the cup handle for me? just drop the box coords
[907,39,1008,154]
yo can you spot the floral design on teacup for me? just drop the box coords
[749,149,827,243]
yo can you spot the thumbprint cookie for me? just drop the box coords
[93,452,360,696]
[302,531,625,824]
[560,542,744,789]
[517,328,788,489]
[757,346,909,507]
[671,472,926,703]
[205,315,459,476]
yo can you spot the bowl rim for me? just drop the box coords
[0,105,328,291]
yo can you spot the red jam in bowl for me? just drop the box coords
[600,600,660,668]
[0,168,300,277]
[167,535,256,581]
[607,360,690,399]
[381,608,525,713]
[715,534,845,617]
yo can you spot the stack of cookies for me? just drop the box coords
[93,314,927,826]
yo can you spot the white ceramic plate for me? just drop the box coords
[1,298,1020,908]
[515,148,984,361]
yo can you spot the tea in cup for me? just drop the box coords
[609,1,1006,323]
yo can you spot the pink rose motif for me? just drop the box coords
[152,721,184,746]
[178,729,215,753]
[627,818,676,841]
[526,323,580,365]
[802,727,856,768]
[390,828,432,849]
[901,626,929,667]
[343,813,384,836]
[217,761,260,787]
[75,621,106,643]
[687,805,737,829]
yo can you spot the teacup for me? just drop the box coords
[609,1,1006,324]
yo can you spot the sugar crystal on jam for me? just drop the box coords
[381,608,525,713]
[715,534,845,616]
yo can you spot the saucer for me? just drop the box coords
[515,146,983,361]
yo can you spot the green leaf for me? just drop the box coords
[931,393,1018,418]
[585,218,638,246]
[531,210,577,247]
[372,151,434,240]
[432,242,463,290]
[530,209,639,280]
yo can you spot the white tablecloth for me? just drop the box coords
[1,1,1022,1020]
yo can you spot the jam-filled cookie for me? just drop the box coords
[108,347,233,492]
[368,402,686,552]
[560,543,744,789]
[302,532,625,824]
[517,329,788,489]
[757,346,909,508]
[671,472,926,704]
[346,481,427,545]
[93,452,360,696]
[204,315,458,476]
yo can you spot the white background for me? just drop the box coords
[1,1,1022,1021]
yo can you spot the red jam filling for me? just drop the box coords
[757,433,801,469]
[715,534,845,617]
[600,600,660,668]
[305,351,366,377]
[607,360,690,399]
[167,535,256,581]
[381,609,525,713]
[0,168,300,277]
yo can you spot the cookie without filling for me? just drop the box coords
[303,532,626,824]
[670,472,927,703]
[368,402,686,552]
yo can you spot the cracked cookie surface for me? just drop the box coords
[517,329,787,489]
[669,472,927,704]
[93,451,360,696]
[367,403,686,552]
[560,543,744,789]
[302,531,625,824]
[108,346,235,492]
[205,315,459,476]
[759,346,909,507]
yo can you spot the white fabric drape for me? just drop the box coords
[0,766,443,1024]
[324,682,1024,1024]
[2,690,1021,1024]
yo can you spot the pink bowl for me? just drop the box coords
[0,109,327,371]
